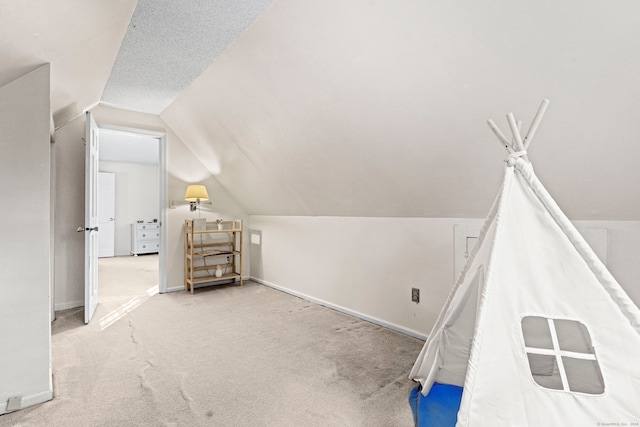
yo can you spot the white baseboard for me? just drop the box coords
[54,300,83,312]
[250,277,427,341]
[1,389,52,415]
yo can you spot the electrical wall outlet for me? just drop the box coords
[411,287,420,303]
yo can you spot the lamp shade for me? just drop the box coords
[185,184,209,201]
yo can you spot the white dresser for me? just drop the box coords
[131,223,160,255]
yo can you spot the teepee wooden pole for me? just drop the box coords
[523,99,550,149]
[506,113,524,151]
[513,120,522,147]
[507,113,529,161]
[487,119,514,153]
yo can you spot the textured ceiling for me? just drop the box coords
[100,0,276,114]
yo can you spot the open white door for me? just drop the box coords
[83,112,100,323]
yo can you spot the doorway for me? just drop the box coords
[94,123,168,297]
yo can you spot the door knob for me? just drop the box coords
[77,226,99,232]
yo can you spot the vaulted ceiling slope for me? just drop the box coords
[0,0,136,127]
[160,0,640,219]
[2,1,640,220]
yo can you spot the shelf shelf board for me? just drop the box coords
[186,273,240,285]
[186,250,239,259]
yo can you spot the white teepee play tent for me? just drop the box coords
[409,100,640,426]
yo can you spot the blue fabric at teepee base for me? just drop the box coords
[409,382,463,427]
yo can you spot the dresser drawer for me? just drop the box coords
[134,223,159,231]
[135,229,160,241]
[134,241,159,252]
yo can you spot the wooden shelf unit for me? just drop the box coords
[184,219,243,293]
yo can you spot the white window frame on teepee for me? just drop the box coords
[521,316,605,395]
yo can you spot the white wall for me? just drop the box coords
[249,216,640,338]
[99,162,159,256]
[0,64,52,413]
[53,116,85,310]
[574,220,640,305]
[249,216,464,338]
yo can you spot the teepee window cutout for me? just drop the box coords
[522,316,605,395]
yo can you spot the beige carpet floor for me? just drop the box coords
[1,255,424,427]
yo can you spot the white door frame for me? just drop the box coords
[94,122,168,293]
